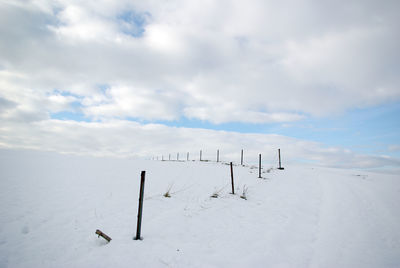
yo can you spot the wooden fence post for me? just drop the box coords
[217,149,219,162]
[241,149,244,166]
[258,154,262,178]
[134,171,146,240]
[177,153,179,161]
[200,150,202,161]
[187,152,189,161]
[96,229,112,242]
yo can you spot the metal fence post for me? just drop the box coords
[230,162,235,194]
[134,171,146,240]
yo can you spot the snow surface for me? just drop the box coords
[0,149,399,268]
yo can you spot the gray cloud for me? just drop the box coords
[0,97,16,111]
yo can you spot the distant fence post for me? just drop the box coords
[217,149,219,162]
[278,149,284,170]
[134,171,146,240]
[200,150,202,161]
[258,154,262,178]
[230,162,235,194]
[162,155,164,161]
[241,149,244,165]
[177,153,179,161]
[187,152,189,161]
[169,154,171,161]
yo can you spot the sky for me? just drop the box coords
[0,0,399,171]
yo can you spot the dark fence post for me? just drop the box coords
[217,149,219,162]
[241,149,244,166]
[278,149,284,170]
[230,162,235,194]
[200,150,202,161]
[258,154,262,178]
[134,171,146,240]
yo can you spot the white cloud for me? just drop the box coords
[83,84,181,121]
[51,5,113,42]
[145,24,186,53]
[183,106,304,124]
[0,118,398,170]
[1,0,399,124]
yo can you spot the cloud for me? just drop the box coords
[183,107,304,124]
[388,145,400,152]
[0,118,399,170]
[0,0,399,124]
[83,84,182,121]
[0,74,79,122]
[0,96,16,112]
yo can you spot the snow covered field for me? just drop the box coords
[0,149,399,268]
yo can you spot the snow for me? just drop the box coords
[0,149,399,267]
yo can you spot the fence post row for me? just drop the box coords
[159,149,282,171]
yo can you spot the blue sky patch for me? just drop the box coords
[50,111,90,122]
[117,10,150,37]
